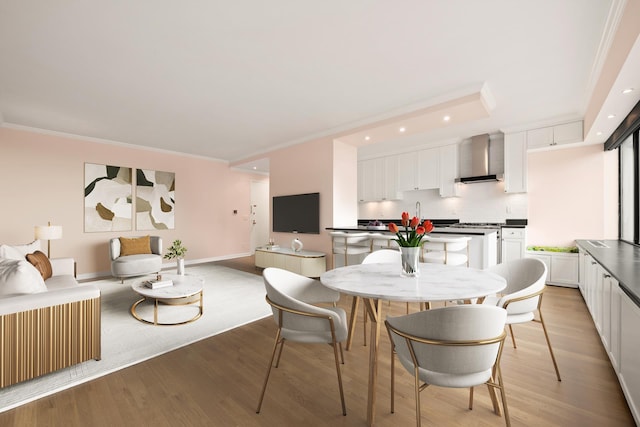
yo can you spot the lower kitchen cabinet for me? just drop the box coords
[526,250,578,287]
[501,227,526,262]
[620,291,640,421]
[577,242,639,424]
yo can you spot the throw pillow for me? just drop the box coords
[9,240,42,257]
[119,236,152,256]
[0,244,24,260]
[26,250,53,280]
[0,258,47,296]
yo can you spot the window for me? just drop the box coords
[619,134,637,243]
[607,100,640,245]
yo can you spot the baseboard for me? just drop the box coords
[77,253,253,281]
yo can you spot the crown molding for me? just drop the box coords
[1,122,228,164]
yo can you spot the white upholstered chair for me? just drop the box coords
[483,257,561,381]
[256,267,348,415]
[385,305,510,427]
[421,235,471,266]
[109,236,162,283]
[330,231,372,267]
[346,249,402,350]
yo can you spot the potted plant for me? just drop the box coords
[165,239,188,275]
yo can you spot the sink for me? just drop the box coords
[587,240,609,248]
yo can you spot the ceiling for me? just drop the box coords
[1,1,638,173]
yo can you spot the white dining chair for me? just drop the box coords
[256,267,348,415]
[421,235,471,266]
[483,257,562,381]
[330,231,372,267]
[346,249,401,350]
[385,305,510,427]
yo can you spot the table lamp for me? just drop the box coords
[34,221,63,258]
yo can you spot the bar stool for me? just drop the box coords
[370,233,398,251]
[330,231,372,267]
[422,236,471,266]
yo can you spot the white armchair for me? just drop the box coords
[110,236,162,283]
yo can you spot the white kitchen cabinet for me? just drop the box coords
[438,144,459,197]
[503,132,527,193]
[357,161,365,202]
[527,120,583,150]
[417,148,439,190]
[610,284,621,371]
[578,248,588,296]
[620,291,640,424]
[501,227,526,262]
[396,148,439,191]
[525,251,578,288]
[358,157,401,202]
[526,126,554,148]
[396,151,418,192]
[383,155,399,201]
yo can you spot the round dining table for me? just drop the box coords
[320,262,507,426]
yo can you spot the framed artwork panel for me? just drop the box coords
[84,163,133,232]
[136,169,175,230]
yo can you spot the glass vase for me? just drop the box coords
[400,246,420,277]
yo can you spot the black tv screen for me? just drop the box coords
[272,192,320,234]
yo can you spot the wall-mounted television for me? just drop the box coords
[272,192,320,234]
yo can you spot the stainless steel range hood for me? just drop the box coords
[455,134,503,183]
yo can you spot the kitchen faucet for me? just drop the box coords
[416,201,421,221]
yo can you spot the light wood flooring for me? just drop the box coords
[0,256,635,426]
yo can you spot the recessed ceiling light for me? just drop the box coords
[607,114,616,119]
[399,127,406,133]
[364,136,371,141]
[253,166,257,170]
[622,88,634,94]
[443,115,451,122]
[596,131,603,136]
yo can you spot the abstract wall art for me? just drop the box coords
[84,163,133,232]
[136,169,175,230]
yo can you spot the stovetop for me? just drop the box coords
[452,223,505,229]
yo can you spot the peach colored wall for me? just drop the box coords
[332,140,358,227]
[0,127,265,277]
[584,0,640,135]
[528,144,618,247]
[267,137,358,266]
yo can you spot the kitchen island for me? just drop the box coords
[326,226,498,269]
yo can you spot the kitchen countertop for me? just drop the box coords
[326,226,499,236]
[576,239,640,308]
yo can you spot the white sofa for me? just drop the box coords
[0,240,101,388]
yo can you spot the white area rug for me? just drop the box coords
[0,263,270,413]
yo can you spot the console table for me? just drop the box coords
[255,247,326,277]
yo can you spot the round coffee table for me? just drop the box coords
[131,274,204,326]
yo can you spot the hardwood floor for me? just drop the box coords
[0,257,635,426]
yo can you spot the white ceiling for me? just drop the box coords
[1,1,637,171]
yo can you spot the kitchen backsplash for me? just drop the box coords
[358,180,528,223]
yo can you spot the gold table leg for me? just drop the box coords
[130,291,204,326]
[362,297,382,427]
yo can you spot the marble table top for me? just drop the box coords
[320,263,506,302]
[131,274,204,299]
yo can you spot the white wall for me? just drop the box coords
[358,183,528,223]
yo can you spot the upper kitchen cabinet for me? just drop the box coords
[358,156,401,202]
[527,120,583,150]
[439,144,459,197]
[396,148,439,191]
[504,132,527,193]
